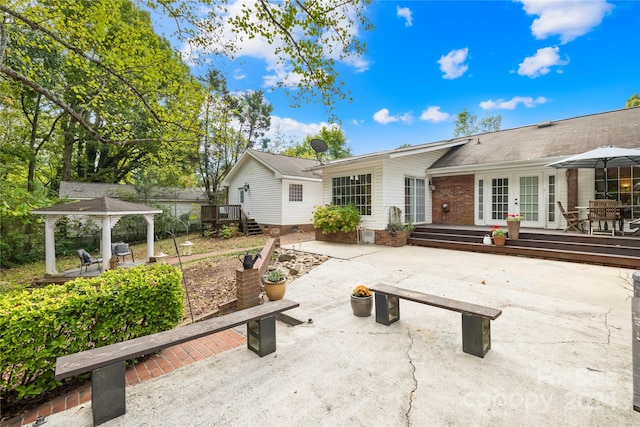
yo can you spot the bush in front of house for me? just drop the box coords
[312,204,361,234]
[0,264,184,404]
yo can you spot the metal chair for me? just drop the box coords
[77,249,103,272]
[557,201,585,233]
[111,242,134,262]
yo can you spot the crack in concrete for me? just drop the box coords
[404,327,417,426]
[604,308,612,345]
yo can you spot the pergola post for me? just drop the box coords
[101,216,112,272]
[144,214,155,262]
[44,216,61,275]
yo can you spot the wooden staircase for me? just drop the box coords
[408,225,640,269]
[243,219,262,236]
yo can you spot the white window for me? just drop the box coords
[331,174,372,215]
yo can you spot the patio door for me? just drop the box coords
[487,174,544,226]
[515,175,542,226]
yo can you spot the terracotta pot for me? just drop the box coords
[350,295,373,317]
[263,279,287,301]
[493,235,506,246]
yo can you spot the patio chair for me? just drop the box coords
[111,242,134,262]
[557,201,585,233]
[588,200,618,236]
[77,249,103,272]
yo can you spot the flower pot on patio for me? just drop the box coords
[493,236,506,246]
[350,295,373,317]
[507,221,521,240]
[351,285,373,317]
[262,270,287,301]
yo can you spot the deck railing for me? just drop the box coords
[201,205,250,233]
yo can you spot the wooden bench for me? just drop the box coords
[55,299,299,425]
[369,284,502,358]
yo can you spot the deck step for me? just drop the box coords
[409,225,640,269]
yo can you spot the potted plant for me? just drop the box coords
[491,227,507,246]
[350,284,373,317]
[505,214,524,239]
[262,269,287,301]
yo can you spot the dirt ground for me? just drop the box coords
[180,232,321,321]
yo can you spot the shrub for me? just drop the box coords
[0,264,184,404]
[218,223,239,239]
[312,204,361,234]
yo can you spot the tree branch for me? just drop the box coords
[0,5,162,123]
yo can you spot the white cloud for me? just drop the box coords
[373,108,414,125]
[419,106,450,123]
[518,47,569,78]
[265,116,330,145]
[437,48,469,80]
[517,0,614,44]
[373,109,398,124]
[181,1,370,87]
[397,6,413,27]
[479,96,548,110]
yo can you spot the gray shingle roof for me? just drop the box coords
[59,181,207,202]
[430,107,640,169]
[248,149,321,179]
[32,196,162,215]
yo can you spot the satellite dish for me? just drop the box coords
[310,139,328,153]
[310,139,328,165]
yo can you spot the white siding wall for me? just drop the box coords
[226,158,282,224]
[319,152,443,230]
[281,179,323,225]
[382,152,442,226]
[320,161,383,229]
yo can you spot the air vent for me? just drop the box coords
[537,121,553,128]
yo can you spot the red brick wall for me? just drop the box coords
[567,169,578,210]
[314,229,358,244]
[431,175,475,225]
[374,230,408,247]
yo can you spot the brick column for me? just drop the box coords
[236,268,260,310]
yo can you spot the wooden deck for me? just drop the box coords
[409,225,640,269]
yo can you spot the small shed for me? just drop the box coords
[32,196,162,275]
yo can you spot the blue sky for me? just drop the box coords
[161,1,640,155]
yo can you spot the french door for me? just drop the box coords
[484,174,543,226]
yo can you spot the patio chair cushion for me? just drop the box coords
[78,249,93,264]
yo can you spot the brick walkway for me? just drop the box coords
[1,330,246,427]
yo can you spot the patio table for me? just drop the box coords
[575,204,640,235]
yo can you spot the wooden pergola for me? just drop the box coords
[32,196,162,275]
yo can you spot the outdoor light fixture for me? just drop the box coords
[429,180,436,191]
[243,183,250,191]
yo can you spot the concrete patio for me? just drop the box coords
[43,241,638,426]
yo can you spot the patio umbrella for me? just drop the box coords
[546,145,640,198]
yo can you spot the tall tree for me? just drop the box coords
[197,70,272,203]
[453,109,502,137]
[626,94,640,108]
[281,126,351,160]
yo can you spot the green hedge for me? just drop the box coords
[0,264,184,403]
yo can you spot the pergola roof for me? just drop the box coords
[32,196,162,216]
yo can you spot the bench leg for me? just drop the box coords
[374,293,400,325]
[247,316,276,357]
[461,315,491,358]
[92,361,126,425]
